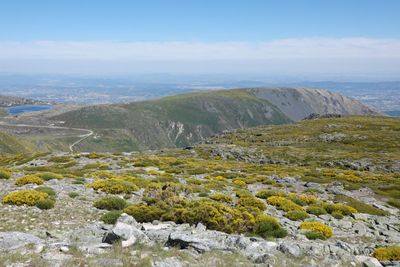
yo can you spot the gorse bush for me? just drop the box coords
[35,187,56,197]
[3,190,48,206]
[124,204,164,222]
[0,168,11,179]
[285,210,309,221]
[93,196,127,210]
[237,196,266,211]
[267,196,304,212]
[306,205,327,215]
[35,198,55,210]
[322,203,357,217]
[209,193,233,203]
[15,175,44,186]
[101,210,122,224]
[300,221,333,239]
[255,190,285,199]
[254,214,287,238]
[87,179,139,194]
[334,195,387,216]
[39,172,63,181]
[373,246,400,261]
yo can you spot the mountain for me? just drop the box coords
[51,88,378,152]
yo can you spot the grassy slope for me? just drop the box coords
[53,89,291,152]
[199,116,400,200]
[0,131,34,154]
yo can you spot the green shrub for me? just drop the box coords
[267,196,304,212]
[387,198,400,208]
[254,214,287,238]
[332,210,344,219]
[124,204,164,222]
[305,231,327,240]
[68,192,79,198]
[323,203,357,216]
[35,199,55,210]
[237,196,266,211]
[3,190,48,206]
[35,187,56,197]
[255,190,284,199]
[306,205,327,215]
[93,196,127,211]
[285,210,309,221]
[87,179,139,194]
[209,193,232,203]
[0,168,11,179]
[334,195,387,216]
[101,211,122,224]
[15,175,44,186]
[373,246,400,261]
[39,172,63,181]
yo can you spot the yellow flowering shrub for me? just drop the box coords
[87,179,139,194]
[373,246,400,261]
[3,189,48,206]
[0,168,11,179]
[209,193,233,203]
[323,203,357,216]
[15,175,44,186]
[267,196,304,212]
[232,178,247,188]
[300,221,333,238]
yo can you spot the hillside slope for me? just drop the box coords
[0,131,34,154]
[52,88,377,152]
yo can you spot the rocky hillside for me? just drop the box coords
[0,116,398,266]
[52,88,377,152]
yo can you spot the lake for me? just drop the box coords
[7,105,53,115]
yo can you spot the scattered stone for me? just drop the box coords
[0,232,43,251]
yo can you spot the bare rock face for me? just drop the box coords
[0,232,43,251]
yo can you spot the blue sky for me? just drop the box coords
[0,0,399,78]
[1,0,399,41]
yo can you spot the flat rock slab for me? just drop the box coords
[0,232,43,251]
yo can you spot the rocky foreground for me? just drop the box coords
[0,116,399,266]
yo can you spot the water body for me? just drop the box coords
[385,110,400,117]
[7,105,53,115]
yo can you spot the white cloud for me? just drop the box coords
[0,38,399,75]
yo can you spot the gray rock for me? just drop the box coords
[355,255,383,267]
[278,242,302,257]
[152,257,183,267]
[91,258,124,267]
[0,232,43,251]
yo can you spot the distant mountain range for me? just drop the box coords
[50,87,378,152]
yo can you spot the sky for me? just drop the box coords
[0,0,399,79]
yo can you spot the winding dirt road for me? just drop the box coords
[0,122,93,152]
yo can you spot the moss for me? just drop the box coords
[15,175,44,186]
[300,221,333,239]
[3,190,48,206]
[93,196,127,211]
[373,246,400,261]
